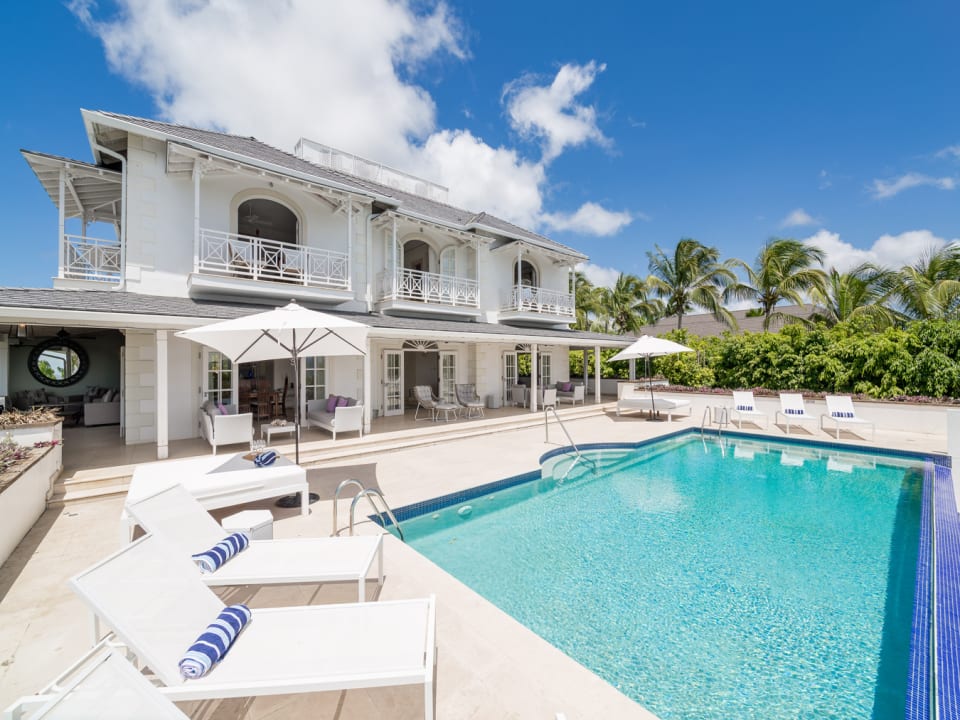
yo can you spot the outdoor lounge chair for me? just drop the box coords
[730,391,768,429]
[413,385,458,422]
[70,534,438,719]
[820,395,875,440]
[775,393,818,434]
[3,646,190,720]
[455,383,485,418]
[125,484,383,601]
[616,384,691,421]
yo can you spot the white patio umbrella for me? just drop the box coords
[176,301,369,505]
[609,335,693,411]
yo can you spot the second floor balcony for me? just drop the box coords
[376,268,480,318]
[190,228,352,303]
[499,284,575,325]
[61,234,122,284]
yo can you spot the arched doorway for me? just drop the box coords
[237,198,299,244]
[513,259,538,287]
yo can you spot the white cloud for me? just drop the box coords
[541,202,633,236]
[503,61,611,162]
[935,144,960,160]
[779,208,817,228]
[577,263,621,289]
[869,172,957,199]
[70,1,633,239]
[818,169,832,189]
[803,228,955,272]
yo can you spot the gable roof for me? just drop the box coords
[0,288,625,348]
[85,111,587,261]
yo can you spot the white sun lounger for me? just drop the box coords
[3,646,189,720]
[616,385,691,421]
[120,453,309,543]
[70,534,437,719]
[820,395,875,440]
[730,391,768,429]
[775,393,818,434]
[125,484,383,600]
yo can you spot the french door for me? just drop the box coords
[202,349,235,405]
[382,350,404,416]
[439,351,457,403]
[503,352,518,405]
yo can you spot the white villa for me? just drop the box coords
[1,110,626,458]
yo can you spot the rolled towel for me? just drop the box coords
[179,604,252,679]
[192,532,250,574]
[253,450,278,467]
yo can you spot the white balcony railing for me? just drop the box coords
[62,234,122,283]
[197,229,349,289]
[501,284,575,317]
[378,268,479,307]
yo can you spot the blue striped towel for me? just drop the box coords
[736,405,753,411]
[785,408,801,415]
[253,450,278,467]
[192,532,250,574]
[831,411,854,418]
[178,604,252,679]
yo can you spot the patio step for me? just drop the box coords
[48,402,616,506]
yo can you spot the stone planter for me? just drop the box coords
[0,441,62,567]
[2,421,63,473]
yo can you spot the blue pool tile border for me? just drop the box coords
[934,458,960,719]
[382,428,956,718]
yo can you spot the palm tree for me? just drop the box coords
[808,263,902,329]
[595,273,661,335]
[572,271,603,331]
[732,238,828,331]
[646,238,738,330]
[894,244,960,320]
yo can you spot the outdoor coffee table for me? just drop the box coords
[121,452,308,543]
[261,422,299,443]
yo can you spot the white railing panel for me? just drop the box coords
[501,285,575,317]
[62,235,122,282]
[197,229,350,289]
[378,268,479,308]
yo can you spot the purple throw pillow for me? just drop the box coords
[561,382,573,392]
[325,395,338,413]
[336,396,348,407]
[217,402,227,415]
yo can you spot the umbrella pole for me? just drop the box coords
[276,329,320,508]
[646,355,657,419]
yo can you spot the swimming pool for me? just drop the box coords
[391,434,931,720]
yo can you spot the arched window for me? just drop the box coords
[439,247,456,277]
[514,260,538,287]
[402,239,432,273]
[237,198,298,244]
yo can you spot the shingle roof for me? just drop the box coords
[637,304,815,337]
[92,111,586,260]
[0,288,625,346]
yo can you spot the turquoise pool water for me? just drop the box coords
[396,435,924,720]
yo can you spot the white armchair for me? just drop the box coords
[199,404,253,454]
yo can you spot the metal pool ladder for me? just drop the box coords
[333,479,404,541]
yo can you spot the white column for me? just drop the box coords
[516,245,522,311]
[392,216,399,296]
[363,340,372,434]
[346,197,353,290]
[629,358,636,381]
[583,349,588,389]
[58,167,66,278]
[530,344,538,413]
[0,335,8,397]
[156,330,169,459]
[192,161,201,273]
[594,345,601,403]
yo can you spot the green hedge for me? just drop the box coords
[569,320,960,399]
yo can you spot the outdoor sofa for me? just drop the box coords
[305,395,364,440]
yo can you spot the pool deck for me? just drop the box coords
[0,403,951,719]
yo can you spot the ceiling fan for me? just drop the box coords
[242,206,273,227]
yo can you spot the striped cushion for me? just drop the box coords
[192,532,250,574]
[179,604,252,679]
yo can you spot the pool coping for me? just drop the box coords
[381,428,957,719]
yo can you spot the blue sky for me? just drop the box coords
[1,1,957,291]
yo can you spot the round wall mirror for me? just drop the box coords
[28,336,89,387]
